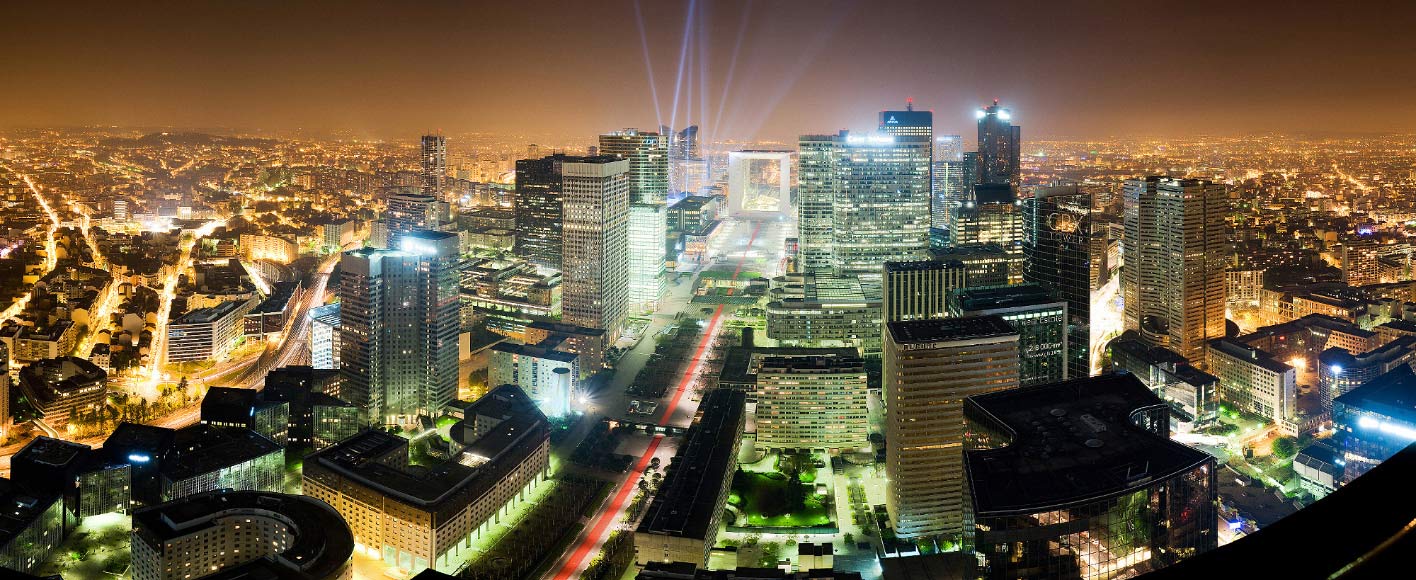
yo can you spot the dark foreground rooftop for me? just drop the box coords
[964,373,1213,515]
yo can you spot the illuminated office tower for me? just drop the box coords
[879,100,934,146]
[885,316,1019,541]
[931,156,968,239]
[833,132,932,277]
[627,203,667,310]
[950,284,1068,386]
[515,155,567,272]
[338,230,460,425]
[599,129,669,204]
[1123,177,1228,364]
[0,342,8,441]
[797,133,842,271]
[976,100,1021,187]
[601,130,670,310]
[934,134,963,163]
[561,157,631,337]
[882,259,968,323]
[385,191,447,248]
[421,134,448,199]
[1024,185,1093,377]
[950,184,1022,256]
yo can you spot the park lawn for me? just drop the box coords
[730,471,832,528]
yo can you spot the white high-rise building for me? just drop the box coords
[628,203,667,311]
[1122,177,1227,364]
[797,133,842,271]
[832,132,932,277]
[561,157,631,337]
[885,316,1019,541]
[338,230,460,425]
[600,130,670,312]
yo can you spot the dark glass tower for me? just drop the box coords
[1023,185,1093,378]
[514,155,566,272]
[977,100,1021,187]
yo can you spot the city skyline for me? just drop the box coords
[4,1,1416,141]
[4,2,1416,579]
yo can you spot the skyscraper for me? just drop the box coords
[797,132,842,271]
[950,284,1068,386]
[338,230,459,425]
[384,191,446,248]
[885,316,1020,541]
[879,100,933,145]
[561,156,631,337]
[515,155,566,272]
[600,129,670,310]
[976,100,1021,187]
[833,132,932,276]
[598,129,669,204]
[420,134,447,199]
[950,183,1022,255]
[1123,177,1228,364]
[931,156,968,240]
[882,259,968,323]
[1024,185,1094,377]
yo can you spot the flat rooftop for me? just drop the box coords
[174,299,246,325]
[307,385,548,510]
[1334,364,1416,421]
[883,258,966,273]
[1209,338,1294,374]
[718,346,859,387]
[886,315,1015,345]
[638,389,745,540]
[964,373,1213,515]
[951,283,1062,314]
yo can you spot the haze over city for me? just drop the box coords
[5,1,1416,140]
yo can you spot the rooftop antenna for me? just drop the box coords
[906,97,914,112]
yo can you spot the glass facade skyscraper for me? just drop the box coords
[832,132,931,277]
[1024,185,1094,378]
[600,129,670,310]
[797,132,841,271]
[977,100,1021,187]
[338,230,460,425]
[515,155,567,272]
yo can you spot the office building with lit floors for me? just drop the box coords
[1122,177,1227,364]
[560,156,631,337]
[950,284,1068,387]
[882,259,969,323]
[884,316,1019,542]
[755,356,869,453]
[1206,338,1296,425]
[1332,364,1416,484]
[963,374,1217,579]
[338,229,460,426]
[797,133,841,270]
[831,131,932,277]
[130,490,353,580]
[302,385,550,575]
[1317,335,1416,419]
[635,389,746,567]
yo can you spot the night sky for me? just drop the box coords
[4,0,1415,141]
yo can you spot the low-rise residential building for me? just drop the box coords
[166,298,256,362]
[17,356,107,428]
[302,385,550,575]
[131,490,354,580]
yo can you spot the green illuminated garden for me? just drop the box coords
[726,452,834,529]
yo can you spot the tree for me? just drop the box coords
[1272,437,1299,458]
